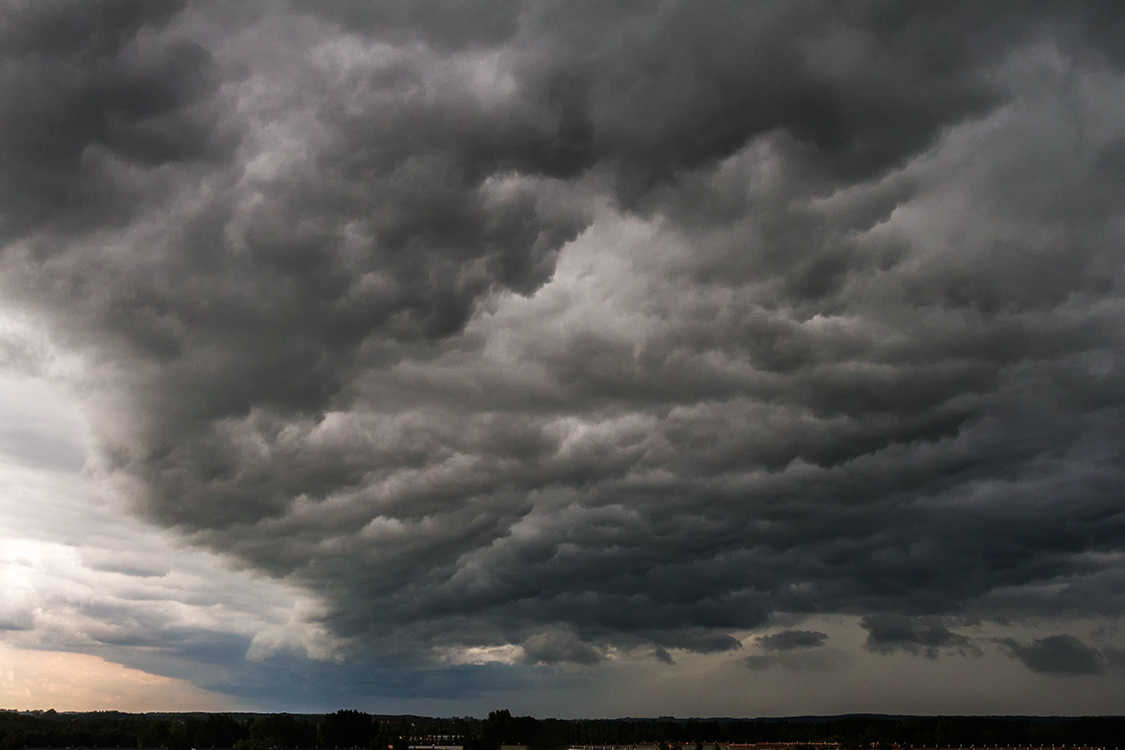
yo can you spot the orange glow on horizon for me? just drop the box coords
[0,642,238,712]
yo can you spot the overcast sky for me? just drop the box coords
[2,0,1125,716]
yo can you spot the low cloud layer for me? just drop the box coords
[744,628,842,673]
[1000,634,1125,676]
[861,615,980,659]
[756,630,830,653]
[2,0,1125,696]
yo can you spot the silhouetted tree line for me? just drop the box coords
[0,709,1122,750]
[550,715,1125,748]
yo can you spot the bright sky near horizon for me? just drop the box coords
[1,0,1125,717]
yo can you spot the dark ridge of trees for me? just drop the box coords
[0,710,1122,750]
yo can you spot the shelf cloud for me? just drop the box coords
[2,0,1125,704]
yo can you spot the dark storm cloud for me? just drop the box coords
[744,629,839,672]
[3,0,1125,689]
[520,630,603,666]
[756,630,829,652]
[861,615,979,659]
[0,0,222,237]
[1000,634,1107,676]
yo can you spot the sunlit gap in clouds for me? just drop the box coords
[0,329,339,709]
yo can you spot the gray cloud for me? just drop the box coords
[742,649,848,674]
[652,646,675,665]
[2,0,1125,692]
[0,328,49,378]
[520,629,602,666]
[1000,634,1107,676]
[756,630,829,652]
[1102,646,1125,671]
[861,615,980,659]
[745,629,842,673]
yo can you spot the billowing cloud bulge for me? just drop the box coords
[3,0,1125,671]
